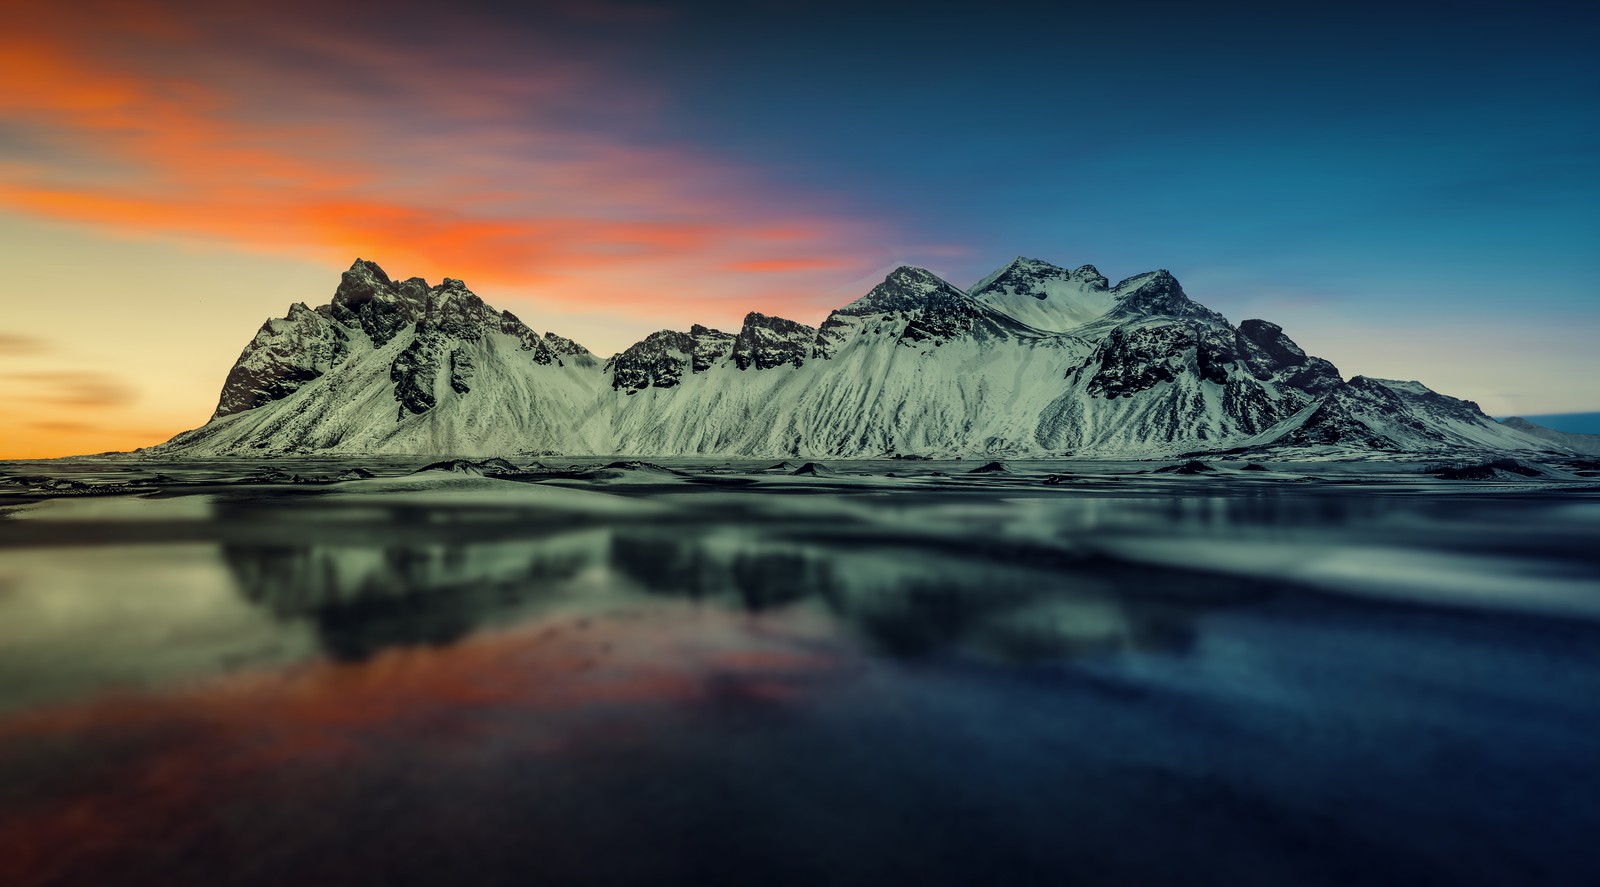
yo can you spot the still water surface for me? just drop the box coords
[1,471,1598,885]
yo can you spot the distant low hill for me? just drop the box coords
[1498,417,1600,455]
[1499,412,1600,436]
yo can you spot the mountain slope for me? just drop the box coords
[1498,417,1600,456]
[164,260,605,456]
[153,258,1565,459]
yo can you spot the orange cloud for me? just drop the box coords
[0,0,917,457]
[0,0,891,321]
[727,257,860,273]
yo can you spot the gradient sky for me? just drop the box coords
[2,0,1595,458]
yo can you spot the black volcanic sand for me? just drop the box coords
[1,459,1599,887]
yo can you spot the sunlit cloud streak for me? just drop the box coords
[0,0,894,320]
[7,371,138,408]
[0,334,51,355]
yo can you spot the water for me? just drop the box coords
[2,462,1599,885]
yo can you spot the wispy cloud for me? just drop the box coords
[27,420,97,433]
[0,0,892,319]
[0,333,50,355]
[9,371,138,408]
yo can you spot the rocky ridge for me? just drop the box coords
[158,257,1564,459]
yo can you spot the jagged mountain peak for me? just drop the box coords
[837,266,966,317]
[886,264,946,284]
[194,259,604,436]
[542,331,591,357]
[1239,318,1310,365]
[334,258,395,303]
[1356,377,1434,396]
[1238,318,1285,337]
[606,325,737,391]
[815,265,1033,359]
[970,257,1116,333]
[970,256,1111,296]
[1105,269,1228,326]
[346,256,392,280]
[1110,268,1166,289]
[162,255,1564,460]
[741,309,788,325]
[733,312,815,370]
[970,256,1053,292]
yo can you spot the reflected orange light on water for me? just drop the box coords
[0,604,851,884]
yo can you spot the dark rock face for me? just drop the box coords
[420,279,498,340]
[688,325,736,372]
[449,348,475,394]
[813,267,981,357]
[969,461,1008,474]
[1237,319,1342,396]
[607,331,691,392]
[387,281,506,414]
[899,292,987,345]
[812,314,853,359]
[1194,326,1241,386]
[1434,458,1541,480]
[1066,303,1342,441]
[839,266,957,317]
[499,310,550,358]
[213,302,350,419]
[1154,460,1213,475]
[605,327,735,392]
[413,459,484,475]
[1238,319,1305,367]
[1276,393,1395,449]
[812,266,1034,358]
[542,332,591,357]
[214,259,595,421]
[732,313,814,370]
[327,260,426,347]
[1084,323,1194,399]
[390,336,441,415]
[608,328,729,390]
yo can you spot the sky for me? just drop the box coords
[1,0,1596,458]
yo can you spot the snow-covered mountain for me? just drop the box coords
[155,257,1565,459]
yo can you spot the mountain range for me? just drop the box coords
[154,258,1569,459]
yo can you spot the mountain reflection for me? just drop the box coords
[223,535,603,660]
[219,503,1215,664]
[612,529,1201,660]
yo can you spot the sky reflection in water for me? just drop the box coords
[1,478,1598,886]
